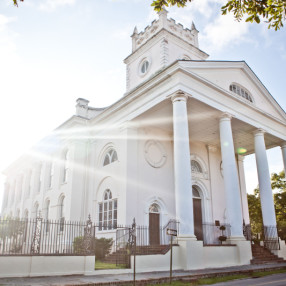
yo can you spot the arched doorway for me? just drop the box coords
[192,186,203,240]
[149,203,160,245]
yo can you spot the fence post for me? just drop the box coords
[83,214,93,255]
[31,215,43,254]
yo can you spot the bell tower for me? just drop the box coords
[124,8,209,91]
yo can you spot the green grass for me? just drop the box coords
[250,268,286,278]
[147,268,286,285]
[196,274,249,285]
[94,260,127,270]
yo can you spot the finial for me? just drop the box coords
[191,21,198,31]
[132,26,138,36]
[158,6,168,18]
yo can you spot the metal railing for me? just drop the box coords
[263,225,280,251]
[0,216,95,256]
[202,223,231,245]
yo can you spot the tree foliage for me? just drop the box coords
[13,0,23,7]
[248,171,286,240]
[151,0,286,30]
[13,0,285,30]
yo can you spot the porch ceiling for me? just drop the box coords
[134,98,282,155]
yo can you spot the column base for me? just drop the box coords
[227,236,252,265]
[177,234,197,241]
[227,236,246,244]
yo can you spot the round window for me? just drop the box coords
[140,60,149,74]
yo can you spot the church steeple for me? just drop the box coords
[124,9,209,91]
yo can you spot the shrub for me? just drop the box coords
[94,237,113,260]
[73,236,113,260]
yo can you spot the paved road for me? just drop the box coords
[207,272,286,286]
[0,263,285,285]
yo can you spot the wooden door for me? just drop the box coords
[193,198,203,240]
[149,213,160,245]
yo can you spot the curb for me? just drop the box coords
[64,265,286,286]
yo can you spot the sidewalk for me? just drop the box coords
[0,263,285,286]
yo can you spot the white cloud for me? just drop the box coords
[200,13,250,52]
[0,14,18,63]
[112,24,134,40]
[39,0,76,11]
[0,14,15,32]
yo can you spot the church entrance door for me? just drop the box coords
[193,186,203,241]
[149,213,160,245]
[149,203,160,245]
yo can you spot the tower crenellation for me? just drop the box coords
[126,8,208,92]
[131,8,199,52]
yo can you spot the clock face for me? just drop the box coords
[220,161,224,178]
[138,57,151,77]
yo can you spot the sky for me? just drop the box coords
[0,0,285,211]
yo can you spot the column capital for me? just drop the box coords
[219,112,233,122]
[253,128,265,137]
[281,141,286,149]
[119,121,138,132]
[171,90,189,103]
[237,155,245,162]
[207,144,218,153]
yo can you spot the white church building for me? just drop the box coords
[1,9,286,271]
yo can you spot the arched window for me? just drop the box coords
[192,186,201,198]
[33,202,39,218]
[98,189,118,230]
[58,196,65,231]
[141,60,149,74]
[26,169,32,199]
[182,54,191,60]
[38,162,43,193]
[16,175,23,203]
[191,160,203,173]
[44,200,50,220]
[229,84,253,103]
[59,196,65,220]
[48,161,54,190]
[3,182,9,209]
[10,180,16,205]
[62,149,70,183]
[149,203,160,213]
[103,149,118,166]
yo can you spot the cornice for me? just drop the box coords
[180,60,286,120]
[177,62,286,126]
[124,29,208,64]
[89,60,286,141]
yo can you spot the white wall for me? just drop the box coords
[0,256,94,278]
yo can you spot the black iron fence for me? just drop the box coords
[135,219,180,253]
[263,225,280,251]
[243,223,280,251]
[202,223,231,245]
[0,216,95,256]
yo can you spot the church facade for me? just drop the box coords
[1,9,286,269]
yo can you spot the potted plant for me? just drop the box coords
[218,225,227,244]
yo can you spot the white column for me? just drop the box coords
[171,91,194,237]
[281,142,286,177]
[237,155,250,224]
[254,129,276,227]
[219,113,243,237]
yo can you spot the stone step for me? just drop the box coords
[250,244,285,265]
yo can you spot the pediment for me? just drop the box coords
[181,61,286,123]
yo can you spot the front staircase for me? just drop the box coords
[103,244,174,265]
[251,244,285,265]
